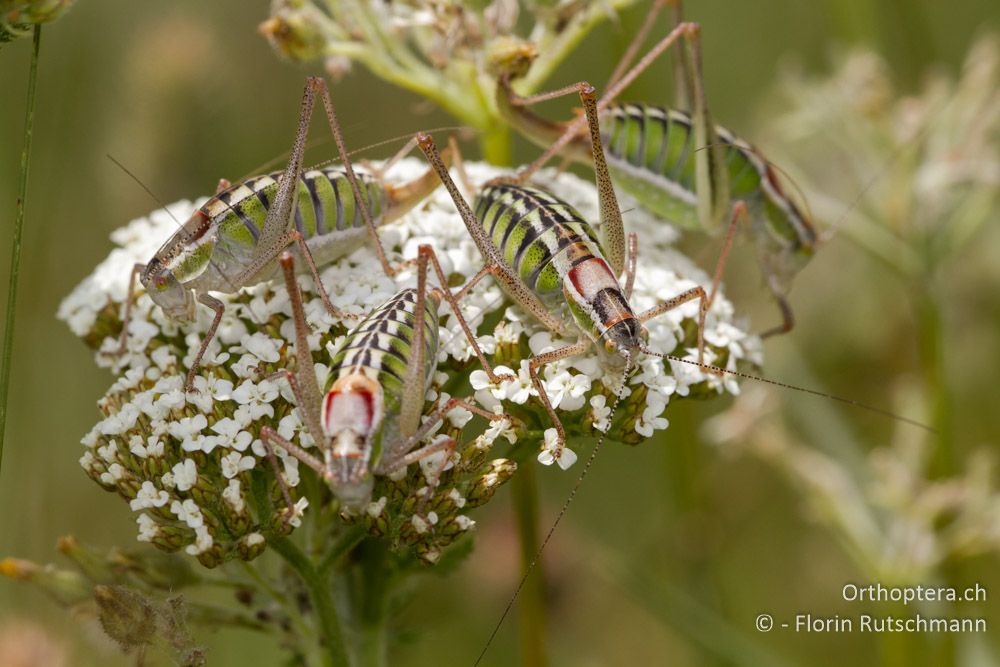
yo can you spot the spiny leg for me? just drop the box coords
[624,232,638,300]
[258,429,309,528]
[227,77,381,326]
[285,229,364,322]
[113,263,145,356]
[526,339,592,454]
[705,201,748,314]
[512,22,699,184]
[313,77,412,277]
[636,285,709,367]
[604,0,669,92]
[418,244,515,384]
[383,397,513,487]
[416,132,568,335]
[184,293,225,391]
[276,253,327,442]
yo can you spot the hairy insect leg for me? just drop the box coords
[184,294,225,390]
[636,285,710,367]
[705,201,748,315]
[382,397,513,484]
[416,132,567,335]
[526,339,592,455]
[624,232,638,300]
[276,253,327,442]
[312,77,415,277]
[418,244,515,384]
[113,263,146,356]
[510,22,698,184]
[258,428,314,528]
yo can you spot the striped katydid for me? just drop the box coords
[261,244,515,513]
[116,76,450,389]
[418,82,717,462]
[496,0,816,338]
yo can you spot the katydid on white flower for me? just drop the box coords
[497,0,816,337]
[115,76,450,389]
[261,245,516,513]
[419,82,726,465]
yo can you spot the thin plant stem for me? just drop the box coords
[0,23,41,475]
[480,125,512,167]
[512,462,547,667]
[270,535,350,667]
[355,539,392,667]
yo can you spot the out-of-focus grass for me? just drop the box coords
[1,1,998,665]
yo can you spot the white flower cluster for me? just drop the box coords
[60,158,758,563]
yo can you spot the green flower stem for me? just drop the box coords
[512,461,547,667]
[480,124,512,167]
[0,23,41,475]
[520,0,639,95]
[270,535,350,667]
[354,539,392,667]
[318,525,367,578]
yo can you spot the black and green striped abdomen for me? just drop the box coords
[600,102,816,257]
[474,183,603,298]
[327,289,439,414]
[204,167,387,251]
[603,103,771,199]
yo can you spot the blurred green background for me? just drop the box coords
[1,0,999,665]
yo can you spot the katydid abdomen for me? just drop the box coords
[601,102,817,278]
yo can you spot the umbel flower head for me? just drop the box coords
[58,159,759,568]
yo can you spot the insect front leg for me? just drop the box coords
[526,339,592,458]
[112,263,146,357]
[418,244,515,385]
[184,293,225,391]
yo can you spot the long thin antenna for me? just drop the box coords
[639,346,936,434]
[245,125,474,178]
[106,154,184,228]
[473,354,634,666]
[105,154,241,295]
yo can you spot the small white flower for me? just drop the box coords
[244,532,265,547]
[365,496,388,518]
[171,459,198,491]
[454,515,475,531]
[222,479,246,513]
[221,451,256,479]
[446,401,473,428]
[136,514,160,542]
[171,499,205,529]
[185,524,214,556]
[232,379,279,420]
[288,497,309,528]
[537,428,577,470]
[211,418,254,452]
[100,463,126,485]
[168,414,207,440]
[590,394,612,433]
[447,488,466,509]
[130,481,169,510]
[241,332,283,363]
